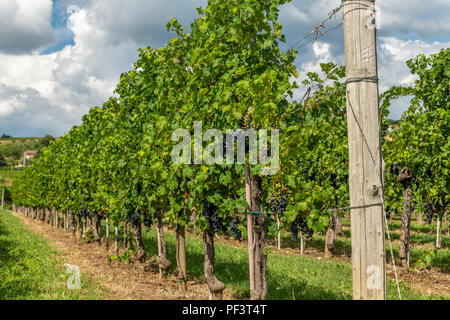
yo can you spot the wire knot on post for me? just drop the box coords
[345,76,379,85]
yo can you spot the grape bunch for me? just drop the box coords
[144,216,152,227]
[130,213,141,226]
[290,215,314,242]
[81,207,88,218]
[329,169,338,188]
[184,177,191,189]
[136,182,142,196]
[203,201,223,233]
[268,186,288,215]
[290,222,298,242]
[230,218,241,241]
[424,203,434,224]
[341,172,349,185]
[390,163,400,176]
[303,168,316,181]
[298,215,314,238]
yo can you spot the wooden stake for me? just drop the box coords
[245,162,255,292]
[342,0,386,300]
[444,208,449,236]
[436,216,442,249]
[105,217,110,251]
[276,213,281,251]
[1,188,4,210]
[300,232,305,256]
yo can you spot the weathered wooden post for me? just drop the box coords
[342,0,386,299]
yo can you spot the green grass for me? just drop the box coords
[136,228,445,300]
[98,219,448,299]
[388,221,445,234]
[0,210,107,300]
[2,212,446,300]
[336,226,449,249]
[341,218,442,234]
[270,228,450,273]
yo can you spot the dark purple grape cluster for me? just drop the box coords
[230,218,241,240]
[303,168,317,181]
[268,187,288,215]
[203,201,223,233]
[130,213,141,226]
[329,169,338,188]
[136,183,142,196]
[185,177,191,190]
[341,173,349,185]
[144,216,152,227]
[290,222,298,242]
[424,203,433,224]
[290,215,313,242]
[81,207,88,218]
[390,163,400,176]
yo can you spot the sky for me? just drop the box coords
[0,0,449,137]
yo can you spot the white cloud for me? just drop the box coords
[377,0,450,39]
[377,37,450,119]
[0,0,55,54]
[280,4,310,24]
[0,0,207,136]
[0,0,449,136]
[378,37,450,90]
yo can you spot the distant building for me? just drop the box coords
[23,150,38,166]
[387,124,400,134]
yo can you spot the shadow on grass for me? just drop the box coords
[139,229,352,300]
[101,221,448,299]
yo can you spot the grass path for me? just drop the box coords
[0,210,106,299]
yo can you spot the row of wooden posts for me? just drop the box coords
[11,203,218,299]
[12,204,127,256]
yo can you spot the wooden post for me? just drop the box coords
[300,232,305,256]
[436,216,442,249]
[245,163,255,293]
[1,188,4,210]
[342,0,386,300]
[444,208,449,236]
[105,217,110,251]
[276,213,281,251]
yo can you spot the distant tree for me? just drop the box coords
[41,134,55,147]
[1,134,12,139]
[0,155,7,167]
